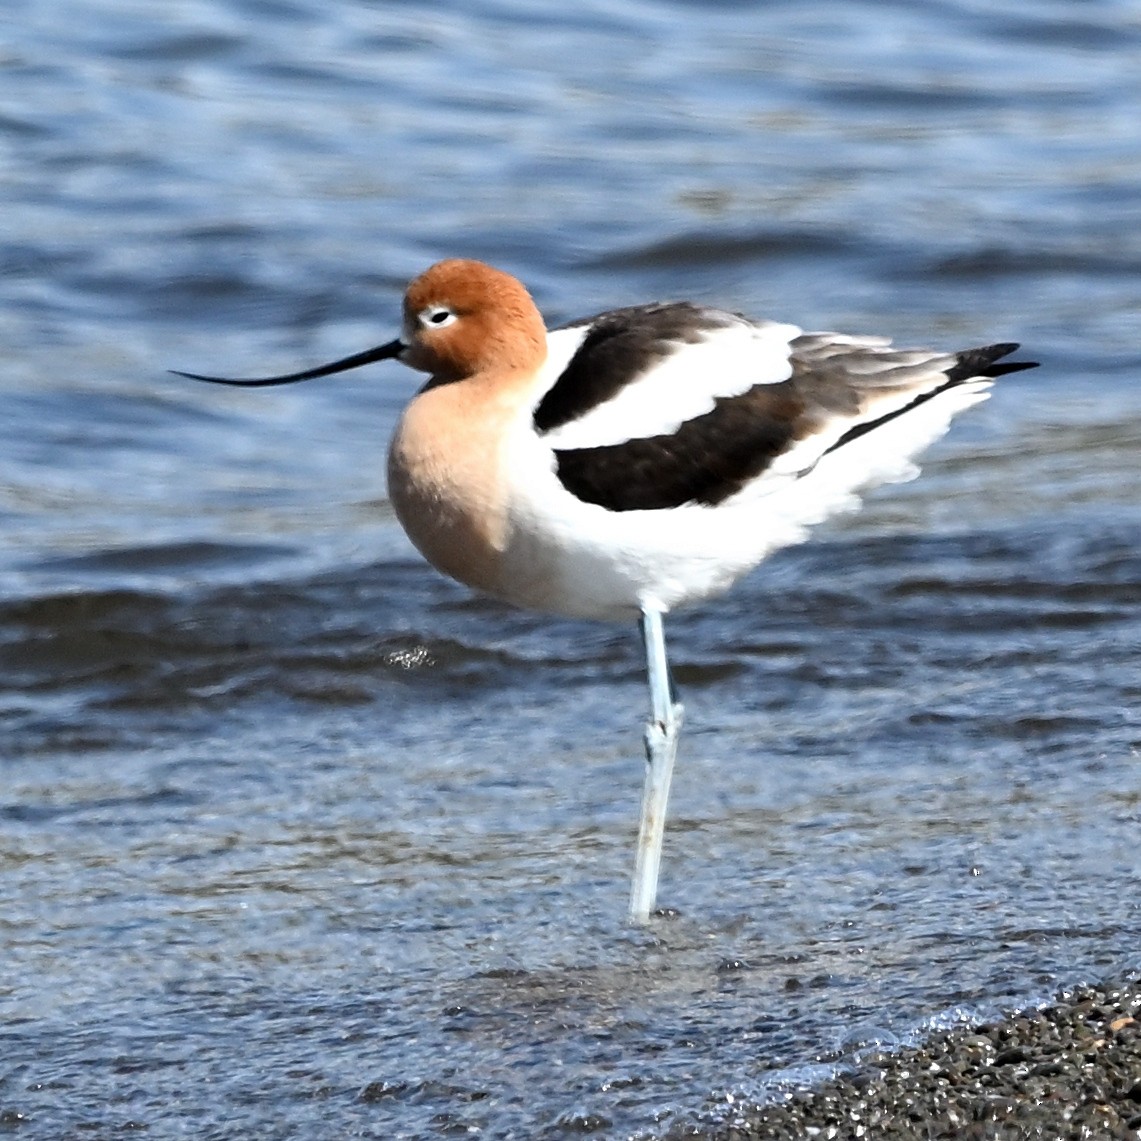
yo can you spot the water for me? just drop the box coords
[2,0,1140,1137]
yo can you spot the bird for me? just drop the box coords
[174,257,1038,922]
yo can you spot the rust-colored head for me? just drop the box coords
[172,258,548,392]
[399,259,548,382]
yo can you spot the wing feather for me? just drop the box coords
[551,338,1035,512]
[535,304,800,450]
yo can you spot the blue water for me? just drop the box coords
[2,1,1140,1137]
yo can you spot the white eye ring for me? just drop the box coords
[419,305,457,329]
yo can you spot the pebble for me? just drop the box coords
[684,979,1141,1140]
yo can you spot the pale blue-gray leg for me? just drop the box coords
[629,605,684,923]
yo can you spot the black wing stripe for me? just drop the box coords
[552,342,1038,513]
[554,386,806,511]
[534,303,741,434]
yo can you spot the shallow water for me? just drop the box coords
[2,1,1140,1137]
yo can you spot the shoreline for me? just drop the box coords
[694,979,1141,1140]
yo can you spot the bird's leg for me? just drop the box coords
[629,605,684,924]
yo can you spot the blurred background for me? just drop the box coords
[1,1,1139,1137]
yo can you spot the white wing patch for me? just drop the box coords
[771,356,954,477]
[538,317,801,451]
[732,377,992,508]
[742,379,994,517]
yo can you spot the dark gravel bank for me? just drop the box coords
[686,979,1141,1140]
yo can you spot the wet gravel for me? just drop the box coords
[688,979,1141,1140]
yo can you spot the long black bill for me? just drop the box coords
[171,337,406,387]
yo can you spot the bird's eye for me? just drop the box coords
[420,306,457,329]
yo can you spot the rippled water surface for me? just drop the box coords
[2,1,1140,1137]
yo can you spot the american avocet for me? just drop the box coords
[176,258,1037,922]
